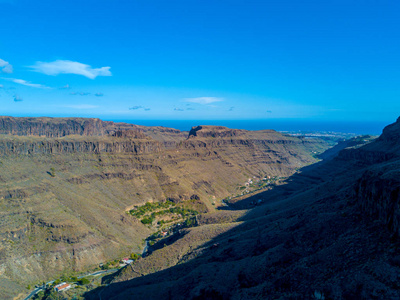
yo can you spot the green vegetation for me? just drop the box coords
[49,167,56,177]
[129,201,199,228]
[130,253,142,260]
[33,289,63,300]
[141,217,153,224]
[101,259,121,269]
[183,217,197,228]
[129,201,176,218]
[52,279,61,286]
[101,262,111,270]
[77,277,90,285]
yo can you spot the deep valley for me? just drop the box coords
[0,116,333,299]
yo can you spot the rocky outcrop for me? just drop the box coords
[355,166,400,236]
[346,118,400,236]
[111,129,147,139]
[185,125,316,149]
[378,116,400,143]
[188,125,243,138]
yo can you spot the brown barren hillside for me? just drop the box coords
[0,116,330,299]
[85,118,400,300]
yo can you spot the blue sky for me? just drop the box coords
[1,0,400,124]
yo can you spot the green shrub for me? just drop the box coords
[53,279,61,286]
[130,253,142,260]
[141,217,153,225]
[78,277,90,285]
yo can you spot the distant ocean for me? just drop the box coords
[109,119,391,135]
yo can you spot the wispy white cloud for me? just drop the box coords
[64,104,99,109]
[30,60,112,79]
[174,108,184,111]
[13,94,23,102]
[0,59,13,73]
[69,91,91,96]
[129,106,143,110]
[59,84,70,89]
[129,105,151,111]
[1,77,49,89]
[185,97,223,105]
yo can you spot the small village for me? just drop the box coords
[28,201,202,299]
[29,254,144,300]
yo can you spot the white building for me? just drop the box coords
[54,282,71,292]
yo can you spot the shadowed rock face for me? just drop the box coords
[85,117,400,300]
[355,167,400,236]
[379,116,400,143]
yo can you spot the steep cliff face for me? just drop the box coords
[337,118,400,164]
[0,136,163,156]
[0,116,114,137]
[333,118,400,237]
[355,166,400,236]
[0,116,188,145]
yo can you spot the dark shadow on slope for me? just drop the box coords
[101,268,124,285]
[216,135,375,213]
[147,229,189,253]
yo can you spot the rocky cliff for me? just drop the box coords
[188,125,243,138]
[0,116,114,137]
[0,136,163,156]
[0,116,188,145]
[355,166,400,236]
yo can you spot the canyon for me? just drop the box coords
[0,116,331,299]
[82,117,400,299]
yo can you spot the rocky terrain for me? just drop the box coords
[81,117,400,300]
[0,116,331,299]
